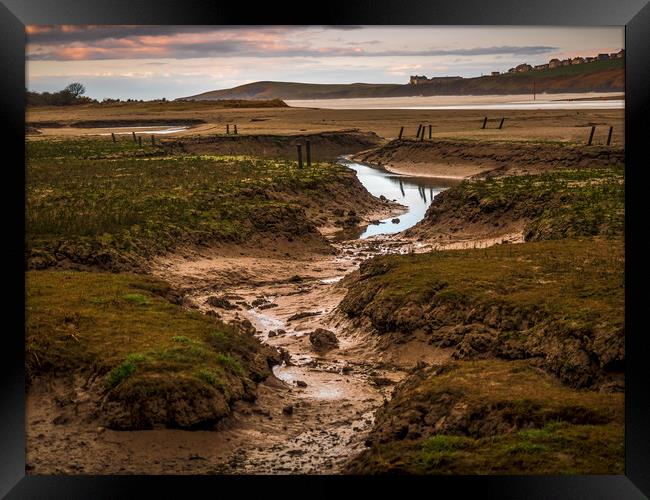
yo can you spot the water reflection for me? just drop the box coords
[340,160,459,239]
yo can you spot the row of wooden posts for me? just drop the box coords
[110,131,157,146]
[396,120,615,146]
[398,124,434,141]
[481,117,506,130]
[225,124,238,135]
[587,125,615,146]
[296,140,312,168]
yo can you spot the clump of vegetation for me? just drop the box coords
[26,138,367,271]
[348,360,623,474]
[105,353,146,389]
[418,166,624,242]
[26,270,280,429]
[27,82,96,107]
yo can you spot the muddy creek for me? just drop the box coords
[342,159,456,238]
[150,162,455,474]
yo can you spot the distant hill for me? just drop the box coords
[182,58,623,101]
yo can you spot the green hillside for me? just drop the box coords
[182,58,624,101]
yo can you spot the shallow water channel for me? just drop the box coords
[340,159,458,238]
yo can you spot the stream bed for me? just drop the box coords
[341,159,457,238]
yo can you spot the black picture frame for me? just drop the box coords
[2,1,648,497]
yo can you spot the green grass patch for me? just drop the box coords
[350,360,623,475]
[26,137,352,270]
[26,270,268,394]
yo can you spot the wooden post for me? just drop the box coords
[482,117,488,129]
[132,131,137,142]
[498,118,505,129]
[587,125,596,146]
[138,136,142,147]
[420,126,425,141]
[234,125,238,135]
[607,126,613,146]
[297,144,303,168]
[398,126,404,140]
[226,124,230,135]
[416,124,422,138]
[306,140,311,166]
[151,135,155,145]
[111,132,116,143]
[428,124,432,139]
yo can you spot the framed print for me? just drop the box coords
[1,0,649,497]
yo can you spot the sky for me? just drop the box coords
[26,25,624,101]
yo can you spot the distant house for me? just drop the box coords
[561,59,572,66]
[491,71,500,76]
[534,64,549,71]
[571,57,585,65]
[615,49,625,59]
[409,75,429,85]
[585,56,597,63]
[507,67,516,73]
[598,53,610,60]
[515,63,533,73]
[548,58,561,69]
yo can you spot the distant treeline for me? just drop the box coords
[26,91,95,106]
[26,82,173,107]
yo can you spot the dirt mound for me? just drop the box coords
[352,138,624,179]
[346,360,623,474]
[163,129,383,161]
[338,238,624,390]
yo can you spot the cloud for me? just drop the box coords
[28,32,558,61]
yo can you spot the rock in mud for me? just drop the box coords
[391,218,400,224]
[308,328,339,352]
[295,380,308,388]
[282,405,294,416]
[371,376,394,387]
[259,303,278,310]
[287,311,321,322]
[278,347,293,366]
[205,296,239,310]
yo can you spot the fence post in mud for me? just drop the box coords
[398,126,404,140]
[428,124,432,139]
[420,126,425,141]
[297,144,303,168]
[234,124,238,135]
[306,140,312,166]
[587,125,596,146]
[416,124,422,138]
[607,126,614,146]
[498,118,505,129]
[137,136,142,147]
[132,131,137,142]
[481,117,488,129]
[111,133,116,143]
[226,124,230,135]
[151,135,155,146]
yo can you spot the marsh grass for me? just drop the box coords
[26,138,348,269]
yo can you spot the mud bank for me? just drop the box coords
[351,138,624,179]
[346,359,624,474]
[404,165,624,246]
[163,129,383,161]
